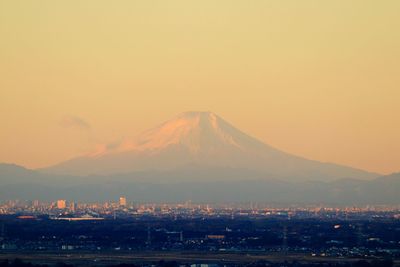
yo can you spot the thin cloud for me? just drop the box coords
[60,115,91,131]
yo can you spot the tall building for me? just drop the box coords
[57,199,66,209]
[32,200,39,208]
[69,202,75,212]
[119,196,127,207]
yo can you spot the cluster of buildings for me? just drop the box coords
[0,199,400,260]
[1,198,400,221]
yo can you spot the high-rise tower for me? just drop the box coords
[119,196,127,207]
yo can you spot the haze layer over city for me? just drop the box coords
[0,1,400,267]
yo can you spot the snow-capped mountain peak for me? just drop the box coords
[98,111,249,156]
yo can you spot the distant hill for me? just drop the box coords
[1,163,399,204]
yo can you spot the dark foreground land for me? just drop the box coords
[0,251,398,267]
[0,215,399,266]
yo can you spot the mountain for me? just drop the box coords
[3,111,396,204]
[44,111,377,182]
[0,163,38,184]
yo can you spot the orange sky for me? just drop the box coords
[0,1,399,174]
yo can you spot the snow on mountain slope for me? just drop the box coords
[90,112,269,155]
[43,112,378,181]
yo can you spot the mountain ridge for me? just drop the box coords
[1,163,399,204]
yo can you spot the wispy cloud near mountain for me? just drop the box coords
[60,115,91,131]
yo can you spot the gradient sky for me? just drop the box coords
[0,1,399,174]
